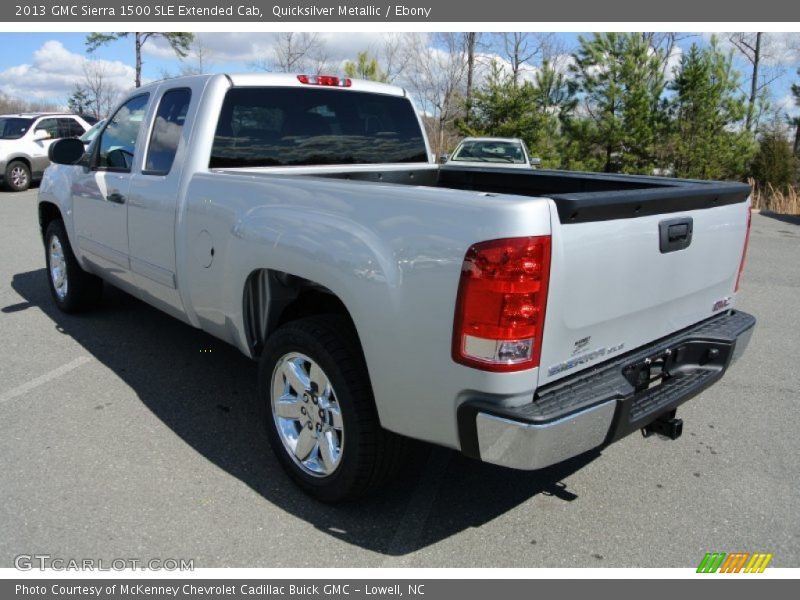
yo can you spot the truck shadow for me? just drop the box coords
[6,269,599,557]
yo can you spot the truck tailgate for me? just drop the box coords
[538,199,750,387]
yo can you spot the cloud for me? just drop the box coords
[777,94,800,118]
[700,32,800,67]
[0,40,135,104]
[663,45,684,81]
[143,32,394,66]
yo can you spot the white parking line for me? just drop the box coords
[0,356,92,405]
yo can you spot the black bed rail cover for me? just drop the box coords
[438,166,751,224]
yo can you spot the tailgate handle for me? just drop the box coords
[659,217,693,253]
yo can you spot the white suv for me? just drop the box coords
[0,113,91,191]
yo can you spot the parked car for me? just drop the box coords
[0,112,90,191]
[444,137,540,168]
[40,73,754,501]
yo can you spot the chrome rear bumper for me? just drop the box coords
[460,310,756,470]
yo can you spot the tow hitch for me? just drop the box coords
[641,409,683,440]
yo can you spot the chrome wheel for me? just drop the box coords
[270,352,344,477]
[9,165,28,189]
[49,235,68,300]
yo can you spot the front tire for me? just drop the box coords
[5,160,31,192]
[259,316,406,502]
[44,219,102,312]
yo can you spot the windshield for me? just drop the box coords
[210,87,428,168]
[451,140,527,164]
[0,117,34,140]
[80,119,105,143]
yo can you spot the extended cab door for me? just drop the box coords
[71,94,150,288]
[127,86,195,317]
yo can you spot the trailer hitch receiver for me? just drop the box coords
[641,410,683,440]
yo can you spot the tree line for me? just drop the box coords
[5,32,798,204]
[411,33,798,196]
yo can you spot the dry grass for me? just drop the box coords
[749,178,800,215]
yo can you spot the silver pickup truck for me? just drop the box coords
[39,73,755,501]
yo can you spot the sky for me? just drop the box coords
[0,32,797,118]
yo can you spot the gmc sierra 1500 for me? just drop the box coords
[39,73,755,501]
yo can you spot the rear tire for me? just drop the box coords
[44,219,102,312]
[258,316,407,502]
[5,160,31,192]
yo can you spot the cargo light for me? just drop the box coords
[452,236,552,372]
[297,74,352,87]
[734,206,752,292]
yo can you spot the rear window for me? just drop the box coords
[145,88,191,175]
[0,117,33,140]
[210,87,428,168]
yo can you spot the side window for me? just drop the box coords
[58,118,86,138]
[144,88,191,175]
[35,118,58,139]
[97,94,149,172]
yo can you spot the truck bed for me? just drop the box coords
[309,164,751,223]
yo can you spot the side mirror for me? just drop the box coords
[33,129,51,141]
[48,138,86,165]
[529,157,542,168]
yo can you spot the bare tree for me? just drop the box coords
[464,32,479,125]
[82,61,120,119]
[252,32,331,75]
[1,92,62,114]
[729,32,787,132]
[403,33,468,154]
[378,33,412,83]
[497,32,553,87]
[180,37,213,76]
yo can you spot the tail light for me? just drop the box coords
[297,74,352,87]
[452,236,552,372]
[734,206,752,292]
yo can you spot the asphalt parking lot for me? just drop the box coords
[1,187,798,568]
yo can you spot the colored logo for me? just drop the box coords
[697,552,773,573]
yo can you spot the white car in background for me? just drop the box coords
[443,137,540,169]
[0,113,91,191]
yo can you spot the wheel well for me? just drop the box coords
[6,156,31,171]
[243,269,359,358]
[38,201,62,237]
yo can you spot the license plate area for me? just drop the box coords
[623,350,676,392]
[622,339,731,393]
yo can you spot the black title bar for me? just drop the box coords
[2,0,800,22]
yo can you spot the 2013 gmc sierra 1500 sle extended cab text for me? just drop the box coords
[38,73,755,501]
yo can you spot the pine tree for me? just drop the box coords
[752,125,797,192]
[570,33,666,174]
[669,39,754,180]
[344,51,389,82]
[460,60,575,167]
[67,85,91,116]
[528,60,577,165]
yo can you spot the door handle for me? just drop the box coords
[106,192,126,204]
[668,223,689,242]
[659,217,693,253]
